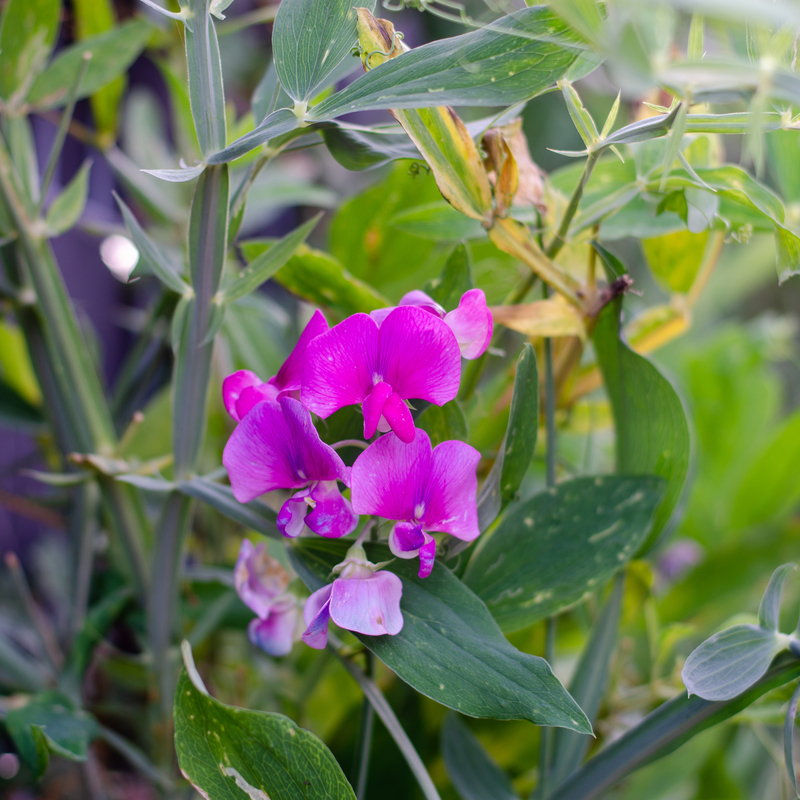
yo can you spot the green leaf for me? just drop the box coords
[224,215,320,303]
[730,408,800,530]
[178,475,280,539]
[758,563,797,631]
[441,713,519,800]
[593,299,690,553]
[550,655,800,800]
[5,691,99,778]
[416,400,468,447]
[0,378,43,428]
[423,243,474,311]
[641,229,709,293]
[251,59,292,125]
[239,240,390,317]
[28,19,152,109]
[175,643,356,800]
[45,160,91,236]
[308,7,579,120]
[114,192,190,295]
[681,624,789,701]
[776,225,800,284]
[290,539,591,731]
[272,0,374,103]
[390,202,486,241]
[184,0,226,157]
[551,575,624,787]
[207,109,301,165]
[321,124,420,171]
[0,0,60,103]
[476,344,538,532]
[464,476,665,632]
[784,681,800,796]
[561,81,599,148]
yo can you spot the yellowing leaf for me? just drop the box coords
[491,297,587,340]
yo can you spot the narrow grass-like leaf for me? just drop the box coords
[465,476,664,632]
[207,109,300,164]
[291,539,591,731]
[688,13,704,59]
[141,163,206,183]
[441,713,519,800]
[175,644,356,800]
[561,81,599,147]
[759,563,797,631]
[223,214,320,303]
[45,160,91,235]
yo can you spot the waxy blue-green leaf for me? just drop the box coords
[465,476,664,632]
[593,299,690,553]
[441,713,519,800]
[45,160,91,236]
[290,539,591,732]
[175,644,356,800]
[28,20,152,109]
[308,7,580,121]
[682,624,790,701]
[5,691,99,778]
[222,214,320,303]
[251,58,292,125]
[272,0,375,103]
[758,563,797,631]
[0,0,61,102]
[476,343,538,532]
[207,109,301,164]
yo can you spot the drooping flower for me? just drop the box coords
[235,539,301,657]
[223,309,328,422]
[302,305,461,443]
[223,396,358,539]
[350,429,480,577]
[302,534,403,649]
[370,288,493,360]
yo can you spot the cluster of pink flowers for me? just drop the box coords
[223,289,492,654]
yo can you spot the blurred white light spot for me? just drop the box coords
[0,753,20,779]
[100,234,139,283]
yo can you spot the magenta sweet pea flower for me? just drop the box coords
[302,306,461,443]
[235,539,301,657]
[223,396,358,539]
[370,288,493,360]
[350,429,480,578]
[223,309,328,422]
[302,534,403,649]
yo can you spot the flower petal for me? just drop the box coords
[302,313,379,418]
[223,397,348,502]
[302,584,333,649]
[329,571,403,636]
[389,521,426,558]
[379,306,461,404]
[399,290,445,317]
[444,288,493,360]
[248,602,300,657]
[362,381,393,439]
[236,382,279,420]
[305,480,359,539]
[421,439,481,540]
[382,392,415,443]
[351,430,432,521]
[277,490,310,538]
[418,534,436,579]
[222,370,266,422]
[274,309,328,393]
[234,540,289,616]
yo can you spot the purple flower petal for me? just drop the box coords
[248,600,300,657]
[389,521,426,555]
[329,571,403,636]
[305,480,359,539]
[420,440,480,540]
[274,309,328,393]
[234,540,290,616]
[236,382,279,420]
[363,381,393,439]
[382,393,415,443]
[222,370,271,422]
[418,534,436,579]
[277,489,311,538]
[223,397,349,503]
[370,291,445,327]
[351,430,432,521]
[444,289,493,360]
[302,584,333,649]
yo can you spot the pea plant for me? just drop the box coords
[1,0,800,798]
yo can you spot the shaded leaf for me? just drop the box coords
[0,379,44,428]
[423,243,474,311]
[321,124,420,171]
[251,58,292,125]
[417,400,468,447]
[45,160,91,236]
[291,539,591,731]
[465,476,664,632]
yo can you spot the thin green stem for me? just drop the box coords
[98,725,175,792]
[354,650,376,800]
[544,294,557,490]
[38,52,91,213]
[535,616,557,800]
[71,481,100,638]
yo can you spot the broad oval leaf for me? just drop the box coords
[758,563,797,631]
[465,476,665,632]
[441,713,519,800]
[593,299,690,554]
[28,19,152,109]
[175,644,356,800]
[290,539,591,732]
[682,624,789,701]
[272,0,375,103]
[308,7,580,120]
